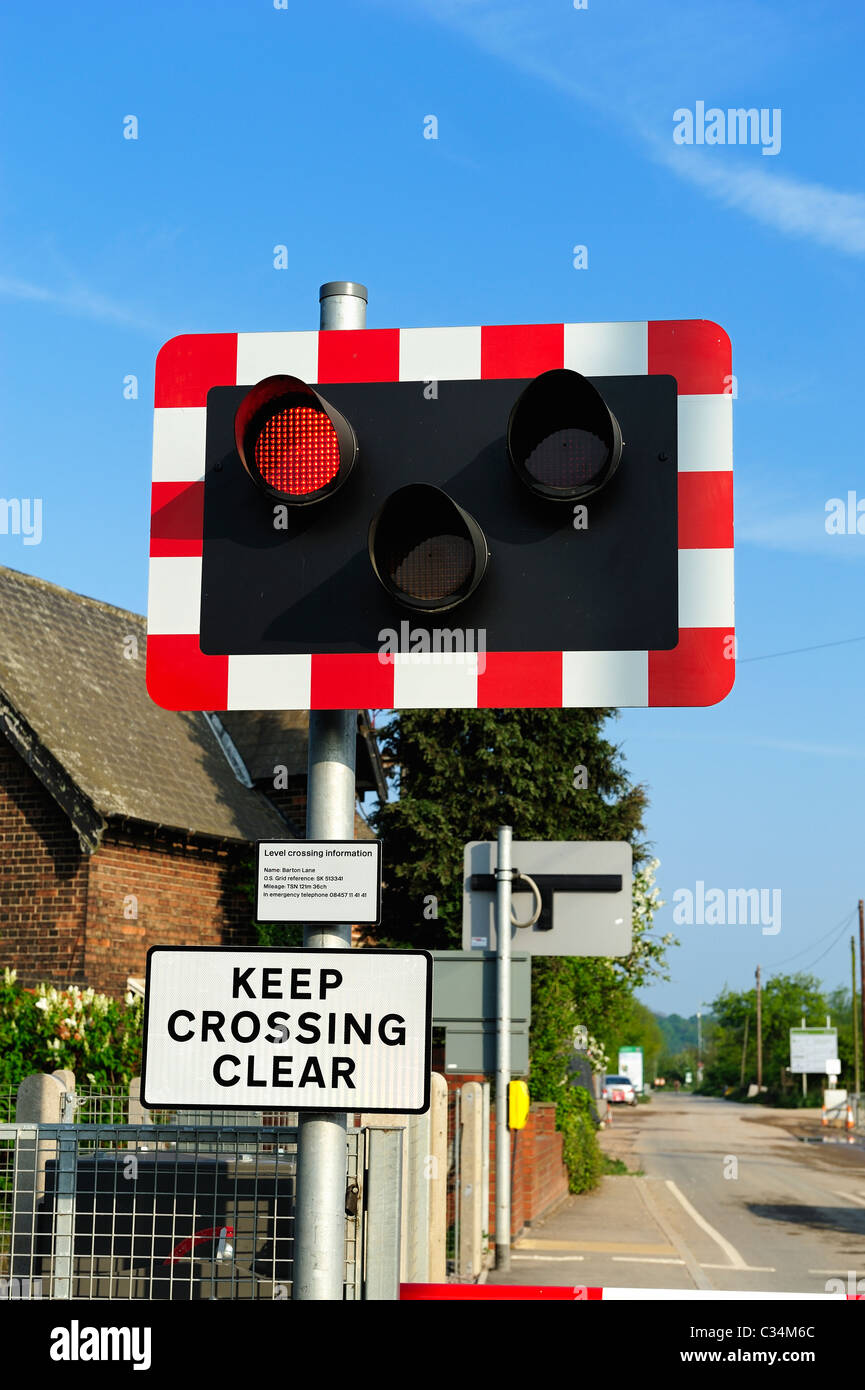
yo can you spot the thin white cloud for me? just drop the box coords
[653,145,865,257]
[735,480,865,558]
[0,274,156,332]
[624,730,865,759]
[396,0,865,257]
[737,505,865,558]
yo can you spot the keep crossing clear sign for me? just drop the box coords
[141,947,432,1113]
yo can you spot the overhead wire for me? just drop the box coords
[772,908,856,975]
[739,635,865,664]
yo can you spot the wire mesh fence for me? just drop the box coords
[0,1123,363,1300]
[1,1082,303,1129]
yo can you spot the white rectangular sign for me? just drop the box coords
[789,1028,838,1074]
[141,947,431,1113]
[256,840,382,924]
[463,840,633,956]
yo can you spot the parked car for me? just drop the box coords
[602,1074,638,1106]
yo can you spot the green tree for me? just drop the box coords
[656,1013,704,1084]
[602,998,666,1083]
[370,708,648,950]
[703,973,830,1100]
[656,1013,699,1054]
[370,708,676,1187]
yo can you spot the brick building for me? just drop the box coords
[0,566,385,996]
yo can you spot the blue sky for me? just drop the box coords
[1,0,863,1014]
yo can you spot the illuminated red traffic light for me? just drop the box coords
[234,374,357,505]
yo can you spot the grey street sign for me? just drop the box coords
[431,950,530,1024]
[462,840,633,957]
[443,1026,529,1077]
[431,950,530,1077]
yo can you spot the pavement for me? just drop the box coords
[485,1092,865,1295]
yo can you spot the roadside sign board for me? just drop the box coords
[431,950,530,1078]
[443,1025,529,1077]
[431,950,530,1024]
[462,840,633,956]
[141,946,431,1113]
[789,1028,838,1074]
[255,839,382,924]
[618,1046,644,1091]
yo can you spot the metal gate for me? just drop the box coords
[0,1122,370,1299]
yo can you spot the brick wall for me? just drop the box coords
[2,744,377,996]
[0,738,88,984]
[264,774,375,842]
[505,1103,570,1236]
[1,740,258,995]
[444,1074,569,1238]
[82,827,256,996]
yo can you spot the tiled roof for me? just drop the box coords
[0,566,288,844]
[220,710,386,796]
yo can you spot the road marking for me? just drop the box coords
[635,1177,713,1291]
[701,1264,776,1273]
[831,1189,865,1206]
[611,1256,685,1265]
[515,1238,677,1255]
[512,1254,585,1262]
[665,1180,748,1270]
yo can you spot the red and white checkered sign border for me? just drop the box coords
[147,320,734,712]
[399,1284,851,1301]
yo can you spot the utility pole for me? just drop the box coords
[853,936,861,1096]
[696,1011,702,1084]
[755,965,763,1090]
[293,281,367,1302]
[739,1014,749,1087]
[859,900,865,1096]
[801,1015,807,1101]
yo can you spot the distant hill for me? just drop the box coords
[655,1012,700,1053]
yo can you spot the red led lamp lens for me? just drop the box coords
[254,406,341,496]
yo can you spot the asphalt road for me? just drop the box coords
[488,1093,865,1294]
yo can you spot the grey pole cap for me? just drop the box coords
[319,281,368,302]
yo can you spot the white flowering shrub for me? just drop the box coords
[0,969,143,1088]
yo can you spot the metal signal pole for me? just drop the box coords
[852,936,860,1097]
[293,281,367,1302]
[495,824,514,1271]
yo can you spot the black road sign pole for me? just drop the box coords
[293,282,367,1302]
